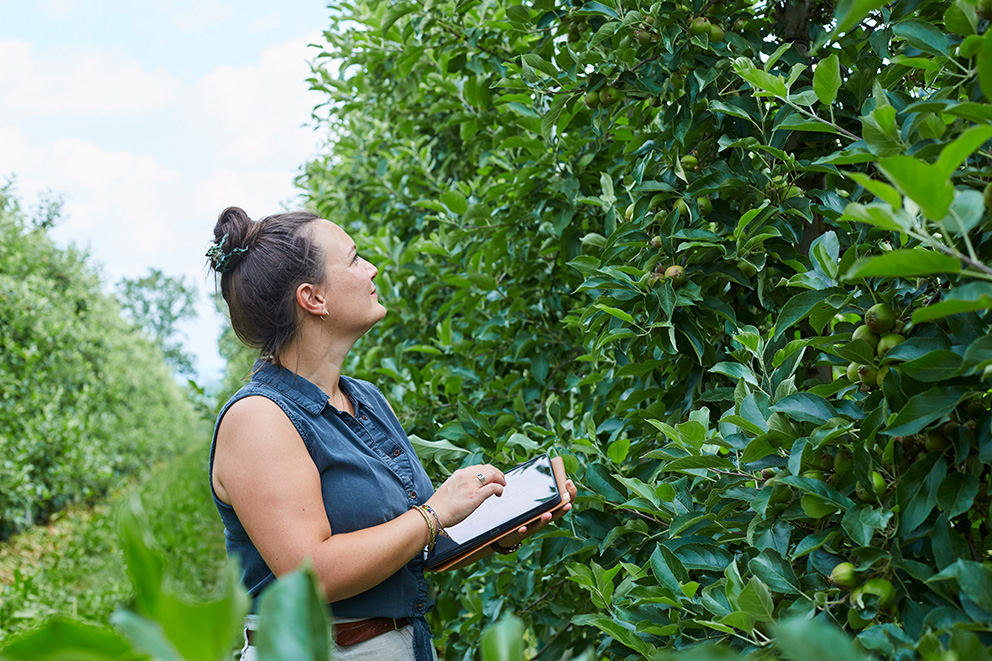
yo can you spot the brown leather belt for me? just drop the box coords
[246,616,410,648]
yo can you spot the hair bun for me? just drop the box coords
[208,207,254,273]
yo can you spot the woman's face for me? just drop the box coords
[310,219,386,336]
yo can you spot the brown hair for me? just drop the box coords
[208,206,324,366]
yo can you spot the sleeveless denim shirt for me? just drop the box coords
[208,360,437,661]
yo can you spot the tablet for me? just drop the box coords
[424,454,564,570]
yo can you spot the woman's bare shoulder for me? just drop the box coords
[217,395,296,446]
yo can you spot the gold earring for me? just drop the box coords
[321,309,328,321]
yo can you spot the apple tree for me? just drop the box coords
[300,0,992,657]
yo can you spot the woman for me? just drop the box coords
[206,207,576,661]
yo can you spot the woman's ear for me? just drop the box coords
[295,282,326,317]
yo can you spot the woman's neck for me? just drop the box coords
[277,331,357,406]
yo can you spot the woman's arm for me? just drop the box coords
[212,395,505,602]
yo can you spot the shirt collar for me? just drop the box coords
[251,360,373,416]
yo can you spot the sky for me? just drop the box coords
[0,0,333,386]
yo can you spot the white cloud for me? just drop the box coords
[183,33,324,167]
[0,39,181,121]
[173,0,235,32]
[247,11,281,34]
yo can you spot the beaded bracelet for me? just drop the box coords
[422,504,447,538]
[413,505,437,550]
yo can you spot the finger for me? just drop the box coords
[480,483,503,499]
[481,464,506,486]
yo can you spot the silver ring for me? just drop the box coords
[476,472,486,484]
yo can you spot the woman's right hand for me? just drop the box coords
[425,464,506,528]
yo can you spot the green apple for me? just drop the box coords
[860,577,895,608]
[852,324,880,351]
[680,154,698,170]
[858,364,878,388]
[865,303,896,334]
[833,450,853,475]
[877,333,904,359]
[847,607,872,630]
[583,91,601,108]
[708,24,725,41]
[830,562,860,590]
[665,265,686,288]
[689,16,711,35]
[846,362,861,382]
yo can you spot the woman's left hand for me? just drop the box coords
[492,479,578,551]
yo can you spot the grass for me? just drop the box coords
[0,439,227,644]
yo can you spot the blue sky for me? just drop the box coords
[0,0,333,385]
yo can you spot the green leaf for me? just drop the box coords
[541,94,570,141]
[944,189,986,236]
[885,387,969,436]
[843,172,901,208]
[651,544,690,593]
[834,0,886,34]
[737,578,775,621]
[118,495,165,617]
[521,53,558,78]
[893,18,949,56]
[749,550,802,594]
[928,560,992,612]
[937,472,979,519]
[734,61,789,98]
[380,3,417,34]
[844,249,961,280]
[898,454,946,533]
[899,350,963,381]
[980,34,992,102]
[505,4,531,24]
[481,615,525,661]
[594,304,634,324]
[571,615,652,656]
[710,361,759,387]
[770,393,837,424]
[877,156,954,219]
[840,202,910,232]
[773,617,871,661]
[778,475,856,509]
[862,106,903,157]
[775,289,841,339]
[935,125,992,177]
[109,611,184,661]
[255,565,331,661]
[775,114,839,133]
[912,283,992,322]
[709,100,759,123]
[813,53,841,105]
[944,1,978,35]
[0,618,133,660]
[664,455,735,472]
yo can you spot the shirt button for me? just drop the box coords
[409,490,417,499]
[416,602,424,612]
[361,415,368,421]
[393,448,401,458]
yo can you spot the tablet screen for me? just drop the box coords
[425,454,561,567]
